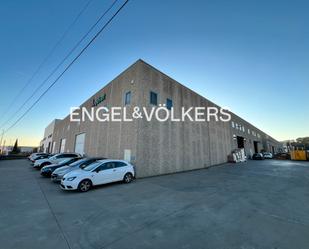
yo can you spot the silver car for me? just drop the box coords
[51,157,105,183]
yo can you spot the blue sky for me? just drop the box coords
[0,0,308,146]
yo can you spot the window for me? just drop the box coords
[68,154,79,157]
[106,162,116,169]
[125,91,131,105]
[232,121,235,128]
[248,129,250,134]
[83,161,101,171]
[97,162,115,171]
[75,133,85,155]
[150,91,157,105]
[62,154,74,158]
[116,162,127,168]
[79,159,96,169]
[70,158,88,167]
[166,98,173,110]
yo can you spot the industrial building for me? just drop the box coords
[45,59,281,177]
[40,119,61,153]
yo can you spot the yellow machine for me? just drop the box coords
[290,150,307,161]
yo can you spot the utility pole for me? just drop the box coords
[0,130,4,155]
[2,140,6,155]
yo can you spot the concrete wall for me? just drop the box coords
[40,119,61,153]
[134,61,232,177]
[229,114,281,157]
[52,62,140,160]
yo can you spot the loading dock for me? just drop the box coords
[237,136,245,149]
[253,141,259,153]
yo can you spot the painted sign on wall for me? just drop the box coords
[92,94,106,107]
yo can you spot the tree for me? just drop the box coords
[11,139,20,154]
[291,137,309,150]
[296,137,309,145]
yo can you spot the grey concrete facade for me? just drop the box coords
[40,119,61,153]
[229,114,280,158]
[51,60,281,177]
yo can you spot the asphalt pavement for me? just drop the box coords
[1,159,309,249]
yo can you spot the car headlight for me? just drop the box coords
[67,177,76,181]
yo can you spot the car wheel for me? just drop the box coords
[78,179,92,192]
[123,173,133,183]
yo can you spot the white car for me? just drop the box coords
[61,159,135,192]
[33,153,80,169]
[29,152,48,161]
[263,152,273,159]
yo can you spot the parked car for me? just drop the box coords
[29,153,48,161]
[28,152,40,160]
[40,157,82,177]
[51,157,106,182]
[61,159,135,192]
[274,152,291,160]
[252,153,264,160]
[263,152,273,159]
[33,153,81,169]
[31,153,52,163]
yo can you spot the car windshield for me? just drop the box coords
[59,158,72,165]
[83,161,102,171]
[69,159,88,167]
[49,154,59,160]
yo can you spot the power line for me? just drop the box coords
[0,0,93,125]
[3,0,130,135]
[0,0,119,130]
